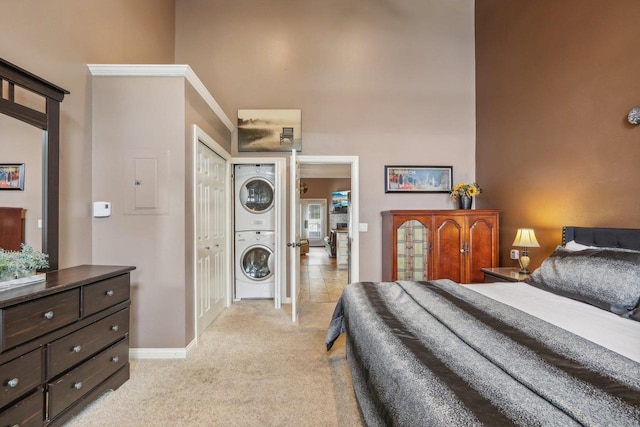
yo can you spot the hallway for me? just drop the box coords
[299,247,349,303]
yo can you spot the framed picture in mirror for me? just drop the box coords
[0,163,25,190]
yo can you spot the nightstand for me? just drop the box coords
[480,267,530,283]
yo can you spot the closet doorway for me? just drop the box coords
[193,125,231,341]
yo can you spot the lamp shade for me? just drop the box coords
[512,228,540,248]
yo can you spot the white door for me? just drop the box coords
[301,199,326,246]
[289,149,301,322]
[196,142,226,334]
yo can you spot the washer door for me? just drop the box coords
[239,177,274,214]
[240,245,274,281]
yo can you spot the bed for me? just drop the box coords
[326,226,640,426]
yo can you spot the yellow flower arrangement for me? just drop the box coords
[450,182,482,201]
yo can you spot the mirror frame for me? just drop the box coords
[0,58,69,270]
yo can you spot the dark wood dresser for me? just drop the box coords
[0,265,135,426]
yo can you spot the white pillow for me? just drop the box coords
[564,240,640,253]
[564,240,597,251]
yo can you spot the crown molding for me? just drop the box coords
[88,64,234,132]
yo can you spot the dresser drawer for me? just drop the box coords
[0,349,42,409]
[0,388,43,427]
[47,338,128,419]
[1,289,80,352]
[47,308,129,379]
[83,274,130,316]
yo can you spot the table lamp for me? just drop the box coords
[512,228,540,274]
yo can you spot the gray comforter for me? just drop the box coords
[326,280,640,427]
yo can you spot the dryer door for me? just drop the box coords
[239,177,274,214]
[240,245,274,281]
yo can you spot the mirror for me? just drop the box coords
[0,114,43,251]
[0,58,69,270]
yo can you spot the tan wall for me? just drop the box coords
[92,77,187,348]
[92,75,231,349]
[302,179,351,201]
[475,1,640,269]
[0,0,176,268]
[176,0,477,281]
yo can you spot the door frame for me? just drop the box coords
[296,155,360,284]
[231,156,287,309]
[192,125,232,343]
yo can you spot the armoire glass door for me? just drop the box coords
[396,219,429,280]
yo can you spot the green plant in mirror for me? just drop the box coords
[0,244,49,281]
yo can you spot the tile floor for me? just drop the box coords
[299,246,349,303]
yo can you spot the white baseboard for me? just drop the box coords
[130,339,197,360]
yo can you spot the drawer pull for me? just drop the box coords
[73,382,83,390]
[106,290,114,297]
[7,377,19,388]
[111,325,119,332]
[111,356,120,363]
[73,345,82,353]
[44,311,54,319]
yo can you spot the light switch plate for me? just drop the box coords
[359,223,368,232]
[510,249,519,260]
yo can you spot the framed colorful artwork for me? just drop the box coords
[384,165,452,193]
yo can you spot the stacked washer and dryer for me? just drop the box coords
[234,164,276,299]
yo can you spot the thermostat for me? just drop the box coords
[93,201,111,218]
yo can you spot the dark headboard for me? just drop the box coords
[562,226,640,251]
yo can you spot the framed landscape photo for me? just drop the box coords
[0,164,25,190]
[384,165,452,193]
[237,109,302,152]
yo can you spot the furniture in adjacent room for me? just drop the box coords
[0,265,134,426]
[324,231,337,257]
[300,238,309,255]
[481,266,530,282]
[335,230,349,270]
[381,209,500,283]
[0,207,26,250]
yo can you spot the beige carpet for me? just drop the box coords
[65,300,363,426]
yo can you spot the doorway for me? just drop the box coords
[296,156,359,306]
[301,199,326,247]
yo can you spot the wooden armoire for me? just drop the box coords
[381,210,500,284]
